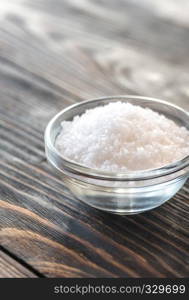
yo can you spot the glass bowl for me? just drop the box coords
[44,96,189,215]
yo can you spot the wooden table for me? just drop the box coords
[0,0,188,278]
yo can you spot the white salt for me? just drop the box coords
[55,102,189,172]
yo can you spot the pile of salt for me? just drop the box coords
[55,102,189,172]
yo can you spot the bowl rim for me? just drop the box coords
[45,95,189,181]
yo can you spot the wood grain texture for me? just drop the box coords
[0,0,188,278]
[0,249,37,278]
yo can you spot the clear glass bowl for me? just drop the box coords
[44,96,189,215]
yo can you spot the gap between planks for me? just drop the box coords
[0,245,45,278]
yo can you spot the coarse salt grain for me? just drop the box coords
[55,102,189,172]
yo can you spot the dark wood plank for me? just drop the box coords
[0,0,189,108]
[0,0,188,278]
[0,158,188,277]
[0,249,37,278]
